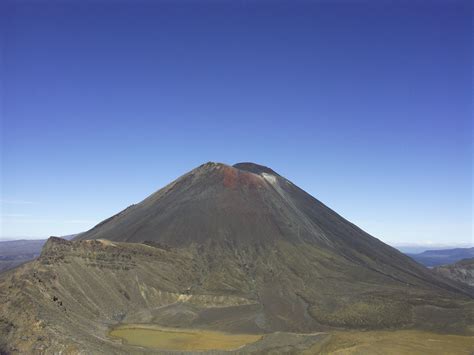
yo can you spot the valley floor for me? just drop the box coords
[109,324,262,351]
[108,325,474,354]
[308,330,474,355]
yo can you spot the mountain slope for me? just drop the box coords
[1,162,473,353]
[76,162,469,297]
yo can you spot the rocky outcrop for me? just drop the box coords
[433,258,474,287]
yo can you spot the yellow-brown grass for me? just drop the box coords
[308,330,474,355]
[109,324,262,351]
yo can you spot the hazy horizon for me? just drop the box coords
[1,232,473,250]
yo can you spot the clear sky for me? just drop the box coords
[1,0,472,246]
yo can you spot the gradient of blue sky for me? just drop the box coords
[1,0,472,246]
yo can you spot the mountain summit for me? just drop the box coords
[75,162,381,249]
[73,161,466,291]
[75,161,470,299]
[77,162,293,245]
[1,162,472,353]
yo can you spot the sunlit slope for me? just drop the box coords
[1,237,472,353]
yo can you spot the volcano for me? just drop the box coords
[1,162,472,353]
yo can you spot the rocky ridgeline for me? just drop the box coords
[39,237,178,270]
[37,237,255,308]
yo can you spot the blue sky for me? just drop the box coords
[1,0,472,246]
